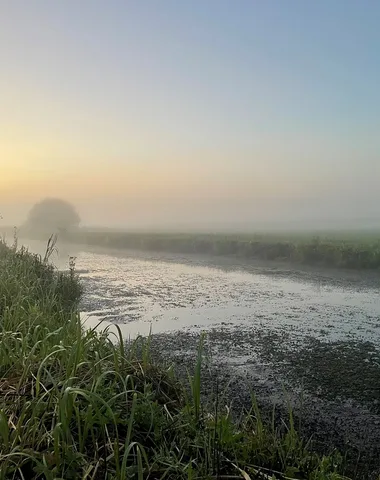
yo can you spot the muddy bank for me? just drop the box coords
[149,328,380,480]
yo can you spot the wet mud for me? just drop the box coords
[150,329,380,479]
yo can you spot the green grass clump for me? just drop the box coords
[0,240,349,479]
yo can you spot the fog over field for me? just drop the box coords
[1,2,379,234]
[2,197,380,233]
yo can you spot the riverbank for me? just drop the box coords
[0,240,350,479]
[79,242,380,291]
[149,329,380,480]
[74,229,380,270]
[6,227,380,272]
[71,243,380,479]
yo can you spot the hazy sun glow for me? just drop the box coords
[1,1,379,229]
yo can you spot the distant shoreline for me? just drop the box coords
[15,235,380,291]
[2,225,380,273]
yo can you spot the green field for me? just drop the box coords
[58,228,380,271]
[0,239,349,479]
[4,224,380,270]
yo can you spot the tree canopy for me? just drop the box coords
[25,198,80,232]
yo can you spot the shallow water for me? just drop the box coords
[23,239,380,344]
[82,251,380,343]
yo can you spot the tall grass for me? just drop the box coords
[0,239,350,479]
[52,229,380,271]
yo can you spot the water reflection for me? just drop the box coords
[23,239,380,344]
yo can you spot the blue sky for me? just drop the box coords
[1,1,379,227]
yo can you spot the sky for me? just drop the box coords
[1,0,379,230]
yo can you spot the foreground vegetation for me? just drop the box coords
[64,229,380,271]
[0,240,350,479]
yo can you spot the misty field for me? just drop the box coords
[0,239,350,479]
[3,216,380,270]
[56,229,380,271]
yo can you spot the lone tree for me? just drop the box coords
[25,198,80,234]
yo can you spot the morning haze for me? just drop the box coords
[3,4,380,477]
[1,1,379,231]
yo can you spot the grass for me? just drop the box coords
[0,239,352,479]
[3,225,380,270]
[46,228,380,270]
